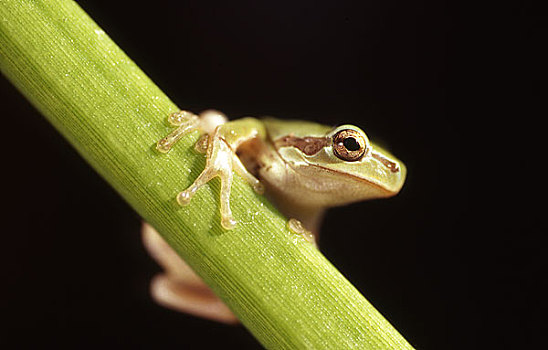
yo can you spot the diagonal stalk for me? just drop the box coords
[0,1,414,348]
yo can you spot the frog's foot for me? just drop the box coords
[142,222,238,324]
[157,110,263,230]
[176,132,263,229]
[176,132,238,229]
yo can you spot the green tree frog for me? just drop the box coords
[142,109,406,323]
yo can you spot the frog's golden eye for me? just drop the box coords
[332,129,368,162]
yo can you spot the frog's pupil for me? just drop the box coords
[343,137,360,151]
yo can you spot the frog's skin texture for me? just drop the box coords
[143,110,406,323]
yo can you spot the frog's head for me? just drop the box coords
[274,123,406,207]
[325,124,406,198]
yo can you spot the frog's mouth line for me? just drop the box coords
[311,163,402,196]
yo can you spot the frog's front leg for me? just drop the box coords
[176,134,239,229]
[157,111,265,229]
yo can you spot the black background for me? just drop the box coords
[1,1,543,349]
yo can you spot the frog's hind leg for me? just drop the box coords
[142,222,238,324]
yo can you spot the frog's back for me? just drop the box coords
[262,118,332,139]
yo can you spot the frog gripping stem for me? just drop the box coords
[157,110,263,230]
[175,137,238,229]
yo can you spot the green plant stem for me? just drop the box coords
[0,1,414,348]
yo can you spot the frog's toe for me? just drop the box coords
[287,218,318,247]
[176,190,193,206]
[252,181,265,194]
[156,138,174,153]
[221,216,237,230]
[168,110,198,126]
[194,134,209,154]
